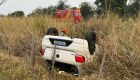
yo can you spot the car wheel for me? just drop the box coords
[46,27,59,36]
[85,29,96,55]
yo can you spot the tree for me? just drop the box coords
[125,0,140,17]
[56,0,69,10]
[95,0,106,15]
[33,8,47,15]
[95,0,127,16]
[8,11,24,17]
[47,5,57,15]
[111,0,127,16]
[0,0,6,5]
[28,0,69,17]
[0,14,4,17]
[27,6,57,17]
[80,2,94,19]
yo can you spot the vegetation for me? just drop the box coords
[80,2,94,19]
[27,6,57,17]
[95,0,127,15]
[8,11,25,17]
[0,0,6,5]
[0,0,140,80]
[56,0,69,10]
[0,71,6,80]
[0,13,140,79]
[27,0,69,17]
[125,0,140,17]
[95,0,140,17]
[1,0,139,18]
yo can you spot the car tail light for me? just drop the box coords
[40,48,45,56]
[75,55,85,63]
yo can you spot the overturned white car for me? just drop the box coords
[40,28,97,75]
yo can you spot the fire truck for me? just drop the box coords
[55,9,82,23]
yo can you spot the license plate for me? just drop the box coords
[54,41,66,46]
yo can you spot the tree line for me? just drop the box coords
[1,0,140,19]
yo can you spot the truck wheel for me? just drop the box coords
[46,27,59,36]
[85,29,96,55]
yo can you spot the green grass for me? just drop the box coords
[0,72,6,80]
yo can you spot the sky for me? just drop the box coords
[0,0,95,15]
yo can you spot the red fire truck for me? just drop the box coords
[55,9,82,23]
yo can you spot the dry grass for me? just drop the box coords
[0,51,76,80]
[0,14,140,80]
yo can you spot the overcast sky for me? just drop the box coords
[0,0,95,15]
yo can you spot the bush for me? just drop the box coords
[8,11,24,17]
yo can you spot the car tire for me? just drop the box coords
[46,27,59,36]
[85,29,96,55]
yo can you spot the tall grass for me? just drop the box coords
[0,14,140,80]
